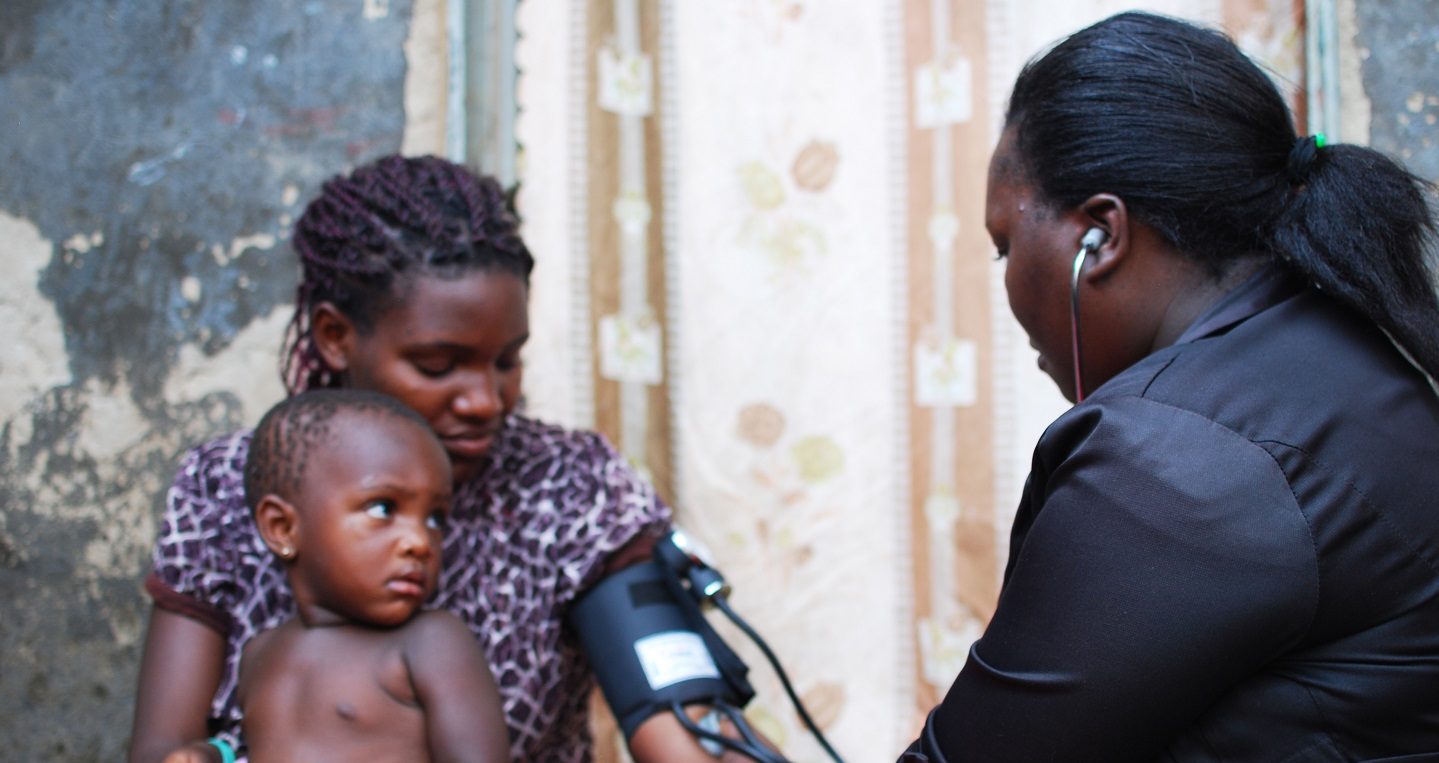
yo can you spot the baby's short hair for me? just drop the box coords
[243,389,432,510]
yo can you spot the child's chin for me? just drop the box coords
[371,603,423,628]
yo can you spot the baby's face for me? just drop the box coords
[291,410,453,627]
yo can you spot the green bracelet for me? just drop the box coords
[205,737,237,763]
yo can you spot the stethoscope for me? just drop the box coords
[1071,227,1107,403]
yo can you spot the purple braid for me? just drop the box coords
[281,155,534,394]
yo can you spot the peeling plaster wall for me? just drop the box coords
[1352,2,1439,182]
[0,1,417,758]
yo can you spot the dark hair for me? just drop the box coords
[243,388,432,511]
[1005,11,1439,377]
[282,155,535,393]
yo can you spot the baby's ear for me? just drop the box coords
[254,494,301,562]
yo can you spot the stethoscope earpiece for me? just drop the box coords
[1070,228,1106,403]
[1080,227,1107,254]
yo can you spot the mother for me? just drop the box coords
[129,155,734,762]
[906,12,1439,762]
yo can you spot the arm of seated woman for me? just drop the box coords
[128,606,227,763]
[600,536,783,762]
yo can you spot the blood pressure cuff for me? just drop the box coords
[568,560,752,737]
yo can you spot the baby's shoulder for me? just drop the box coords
[397,611,488,671]
[240,619,299,664]
[237,619,303,703]
[401,609,475,645]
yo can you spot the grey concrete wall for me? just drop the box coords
[1354,2,1439,182]
[0,1,414,759]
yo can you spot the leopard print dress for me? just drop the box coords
[147,413,671,762]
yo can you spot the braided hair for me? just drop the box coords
[282,155,534,393]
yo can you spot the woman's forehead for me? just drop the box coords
[382,270,529,337]
[986,147,1039,225]
[987,128,1025,185]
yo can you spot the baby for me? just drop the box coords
[171,389,509,762]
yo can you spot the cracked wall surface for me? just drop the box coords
[1354,3,1439,182]
[0,1,415,758]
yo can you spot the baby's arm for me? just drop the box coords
[405,611,511,763]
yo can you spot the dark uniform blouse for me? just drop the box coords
[904,268,1439,761]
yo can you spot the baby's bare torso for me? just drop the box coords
[239,618,431,762]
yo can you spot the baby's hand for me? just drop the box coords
[160,741,223,763]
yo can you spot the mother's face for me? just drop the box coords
[986,130,1088,402]
[313,269,530,483]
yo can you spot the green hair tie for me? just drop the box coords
[1314,133,1327,148]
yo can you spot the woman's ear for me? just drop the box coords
[1074,193,1130,282]
[310,302,356,375]
[254,494,302,562]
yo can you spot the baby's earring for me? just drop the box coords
[278,547,294,560]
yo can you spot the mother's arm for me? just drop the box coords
[128,606,227,763]
[569,434,785,762]
[601,537,782,763]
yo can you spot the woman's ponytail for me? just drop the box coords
[1271,142,1439,378]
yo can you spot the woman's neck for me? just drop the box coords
[1151,256,1266,352]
